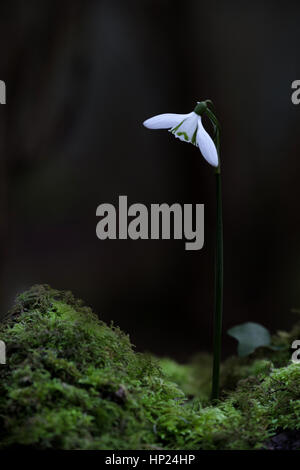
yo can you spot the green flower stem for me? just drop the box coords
[211,130,223,401]
[194,101,223,400]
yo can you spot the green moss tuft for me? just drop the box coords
[159,354,212,402]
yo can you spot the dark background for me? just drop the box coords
[0,0,299,360]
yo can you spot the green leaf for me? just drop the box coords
[227,322,271,357]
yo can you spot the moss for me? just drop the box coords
[0,285,299,450]
[0,285,185,449]
[219,322,300,392]
[159,354,212,402]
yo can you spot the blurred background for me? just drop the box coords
[0,0,299,360]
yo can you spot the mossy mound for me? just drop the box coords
[159,354,212,402]
[0,285,299,450]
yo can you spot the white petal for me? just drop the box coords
[143,113,190,129]
[171,112,198,143]
[196,117,219,167]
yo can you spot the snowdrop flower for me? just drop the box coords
[143,102,219,167]
[142,98,224,400]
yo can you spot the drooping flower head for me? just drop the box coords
[143,101,219,167]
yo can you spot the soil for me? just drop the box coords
[265,430,300,450]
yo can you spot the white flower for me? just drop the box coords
[143,110,219,167]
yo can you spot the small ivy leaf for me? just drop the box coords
[227,322,271,357]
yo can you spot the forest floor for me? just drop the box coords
[0,285,299,450]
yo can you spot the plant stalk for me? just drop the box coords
[211,137,223,401]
